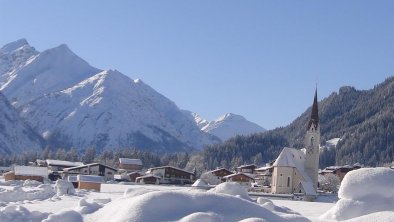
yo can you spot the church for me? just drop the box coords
[271,89,320,200]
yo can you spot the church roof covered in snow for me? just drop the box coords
[272,147,306,168]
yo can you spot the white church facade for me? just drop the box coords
[271,89,320,200]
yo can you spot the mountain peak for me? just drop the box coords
[217,113,244,122]
[0,38,30,54]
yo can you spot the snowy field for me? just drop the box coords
[0,168,393,222]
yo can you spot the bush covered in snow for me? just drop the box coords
[320,167,394,221]
[54,179,75,195]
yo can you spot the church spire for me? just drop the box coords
[307,88,319,130]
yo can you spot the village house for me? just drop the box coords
[223,172,255,186]
[136,175,161,184]
[271,89,320,200]
[46,159,84,172]
[320,163,362,181]
[147,166,195,184]
[118,158,143,173]
[63,163,117,181]
[200,168,233,185]
[236,164,257,174]
[77,175,104,192]
[254,165,273,186]
[4,166,48,182]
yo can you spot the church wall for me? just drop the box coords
[272,166,295,194]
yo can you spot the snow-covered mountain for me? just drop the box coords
[194,113,266,141]
[0,39,219,152]
[0,92,44,154]
[19,70,219,152]
[0,39,100,107]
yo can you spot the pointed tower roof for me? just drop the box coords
[307,88,319,129]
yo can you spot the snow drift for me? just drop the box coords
[0,184,55,203]
[320,167,394,221]
[87,183,308,222]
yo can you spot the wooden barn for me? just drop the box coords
[77,175,104,191]
[4,166,48,182]
[223,173,255,186]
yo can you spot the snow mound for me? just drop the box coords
[23,179,42,187]
[42,210,82,222]
[75,198,103,214]
[256,197,273,205]
[208,182,251,201]
[191,179,209,187]
[86,189,308,222]
[0,205,49,222]
[320,168,394,221]
[54,179,75,195]
[338,167,394,200]
[0,184,55,202]
[178,212,223,222]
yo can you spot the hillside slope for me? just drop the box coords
[203,77,394,168]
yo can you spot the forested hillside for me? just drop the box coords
[202,77,394,169]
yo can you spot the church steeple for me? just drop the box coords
[307,88,319,130]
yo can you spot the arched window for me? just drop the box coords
[287,177,290,187]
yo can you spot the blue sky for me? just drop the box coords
[1,1,393,129]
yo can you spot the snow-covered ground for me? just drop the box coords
[0,168,392,222]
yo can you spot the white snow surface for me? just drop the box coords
[321,167,394,221]
[0,184,54,202]
[86,184,308,222]
[4,176,393,222]
[208,182,252,201]
[200,113,265,141]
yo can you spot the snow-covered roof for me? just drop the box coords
[119,158,142,165]
[136,175,161,180]
[77,175,104,183]
[64,163,117,171]
[46,159,84,167]
[237,164,257,169]
[255,166,272,171]
[272,147,306,168]
[14,166,48,177]
[223,172,255,180]
[207,168,233,174]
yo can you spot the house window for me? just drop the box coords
[287,177,290,187]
